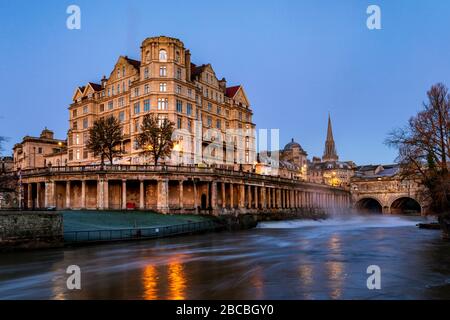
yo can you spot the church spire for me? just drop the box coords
[322,114,339,162]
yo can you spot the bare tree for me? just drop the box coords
[86,116,123,165]
[136,114,175,165]
[386,83,450,235]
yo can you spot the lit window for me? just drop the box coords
[158,98,168,110]
[160,66,167,77]
[159,49,167,61]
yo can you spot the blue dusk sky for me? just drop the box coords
[1,0,450,165]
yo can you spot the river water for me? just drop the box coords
[1,214,450,300]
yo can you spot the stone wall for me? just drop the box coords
[0,212,63,250]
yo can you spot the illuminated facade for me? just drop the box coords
[68,36,256,167]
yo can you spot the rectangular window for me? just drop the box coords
[177,117,182,129]
[144,67,149,79]
[207,116,212,127]
[99,104,104,112]
[72,109,77,117]
[119,111,125,122]
[69,150,73,161]
[134,87,140,97]
[118,97,124,107]
[144,84,149,94]
[160,83,167,92]
[216,119,221,129]
[134,120,139,133]
[144,99,150,112]
[83,150,88,159]
[134,102,140,115]
[186,103,192,116]
[217,106,221,115]
[158,98,168,110]
[83,106,88,114]
[176,85,182,94]
[159,66,167,77]
[83,118,88,129]
[188,119,192,131]
[176,68,182,80]
[176,100,183,113]
[207,103,212,112]
[108,101,113,110]
[239,112,242,121]
[83,133,88,144]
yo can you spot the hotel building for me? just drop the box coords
[68,36,256,167]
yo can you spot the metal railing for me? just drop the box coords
[64,220,218,244]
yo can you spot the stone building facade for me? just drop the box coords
[13,128,66,171]
[68,36,256,167]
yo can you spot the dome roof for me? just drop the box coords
[284,138,304,152]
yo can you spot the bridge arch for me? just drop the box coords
[390,197,421,215]
[355,197,383,214]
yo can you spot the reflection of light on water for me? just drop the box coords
[326,234,344,299]
[142,265,158,300]
[299,265,313,286]
[328,234,341,252]
[326,261,344,300]
[250,266,264,299]
[168,259,187,300]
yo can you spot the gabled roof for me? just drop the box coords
[124,56,141,69]
[225,85,241,98]
[191,63,207,79]
[87,82,102,92]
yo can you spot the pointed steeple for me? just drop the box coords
[322,114,339,162]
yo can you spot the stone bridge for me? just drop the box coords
[18,165,351,217]
[350,175,430,215]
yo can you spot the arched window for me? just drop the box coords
[159,49,167,61]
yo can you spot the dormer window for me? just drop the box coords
[159,49,167,62]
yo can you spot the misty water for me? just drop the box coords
[1,214,450,300]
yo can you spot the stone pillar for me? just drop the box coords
[254,186,258,209]
[27,184,32,209]
[239,184,245,208]
[104,180,109,210]
[140,180,145,210]
[36,183,41,209]
[97,179,104,210]
[45,180,55,208]
[221,182,226,209]
[178,180,183,209]
[66,181,71,209]
[81,180,86,209]
[157,178,169,214]
[247,185,252,208]
[260,187,266,209]
[211,181,218,215]
[121,179,127,210]
[230,183,234,209]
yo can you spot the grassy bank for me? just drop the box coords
[63,210,214,232]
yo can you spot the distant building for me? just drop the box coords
[13,128,66,171]
[307,115,356,187]
[0,157,13,173]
